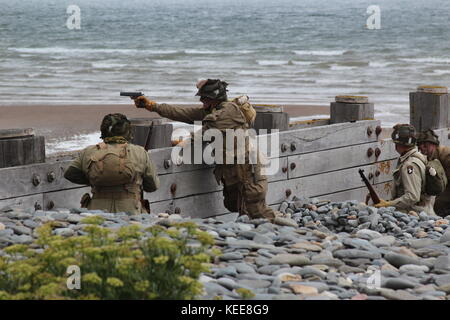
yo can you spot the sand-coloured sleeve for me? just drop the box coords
[390,162,422,209]
[142,152,160,192]
[153,103,207,124]
[64,151,89,185]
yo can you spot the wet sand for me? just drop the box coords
[0,103,329,140]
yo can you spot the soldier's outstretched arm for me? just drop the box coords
[389,163,422,209]
[133,96,207,124]
[142,153,160,192]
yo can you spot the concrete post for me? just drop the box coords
[410,85,449,131]
[330,96,374,124]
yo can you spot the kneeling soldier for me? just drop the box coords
[375,124,435,215]
[417,129,450,216]
[64,113,160,214]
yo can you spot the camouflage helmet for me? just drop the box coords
[100,113,132,141]
[391,124,416,147]
[195,79,228,101]
[417,129,440,145]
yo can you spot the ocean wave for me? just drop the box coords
[330,65,358,71]
[430,69,450,75]
[369,61,392,68]
[293,50,348,56]
[91,62,127,69]
[257,60,291,66]
[8,47,180,55]
[399,57,450,64]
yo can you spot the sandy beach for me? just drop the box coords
[0,103,330,141]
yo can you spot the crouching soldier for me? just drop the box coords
[64,113,160,214]
[417,129,450,216]
[375,124,435,215]
[132,79,277,221]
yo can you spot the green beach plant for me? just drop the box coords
[0,219,216,300]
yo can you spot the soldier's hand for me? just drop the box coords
[374,199,392,208]
[133,96,157,111]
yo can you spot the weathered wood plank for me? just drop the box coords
[288,142,396,179]
[266,163,392,205]
[261,120,380,159]
[43,187,90,211]
[149,191,229,219]
[0,194,43,211]
[0,161,77,199]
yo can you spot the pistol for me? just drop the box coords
[120,91,146,108]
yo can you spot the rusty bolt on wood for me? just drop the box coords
[375,170,381,177]
[164,159,172,169]
[32,174,41,186]
[47,201,55,210]
[281,143,288,153]
[34,202,42,211]
[367,148,374,157]
[282,167,288,173]
[376,126,382,137]
[290,143,297,152]
[367,126,373,137]
[368,173,374,180]
[290,163,296,170]
[47,171,56,183]
[170,183,177,195]
[285,189,292,198]
[174,207,181,214]
[375,148,381,158]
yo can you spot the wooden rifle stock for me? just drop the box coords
[358,169,381,205]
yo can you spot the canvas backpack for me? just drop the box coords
[232,95,257,126]
[411,153,448,196]
[87,143,136,187]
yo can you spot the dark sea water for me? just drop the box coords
[1,0,450,126]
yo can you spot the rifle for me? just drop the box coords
[120,91,146,108]
[358,169,381,205]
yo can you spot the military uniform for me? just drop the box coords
[390,147,435,215]
[430,146,450,215]
[152,100,275,220]
[64,114,160,214]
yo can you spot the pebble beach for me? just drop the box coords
[1,196,449,300]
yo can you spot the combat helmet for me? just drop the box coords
[391,124,416,147]
[100,113,133,141]
[196,79,228,101]
[417,129,440,145]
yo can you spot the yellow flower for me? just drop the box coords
[106,277,123,287]
[153,255,169,264]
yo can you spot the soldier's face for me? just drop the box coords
[418,142,437,157]
[200,96,218,109]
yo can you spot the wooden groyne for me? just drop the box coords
[1,86,449,217]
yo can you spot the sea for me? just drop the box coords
[2,0,450,152]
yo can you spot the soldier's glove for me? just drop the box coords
[133,96,157,111]
[374,199,393,208]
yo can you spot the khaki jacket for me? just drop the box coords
[390,147,435,215]
[154,102,262,186]
[431,145,450,202]
[65,143,159,214]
